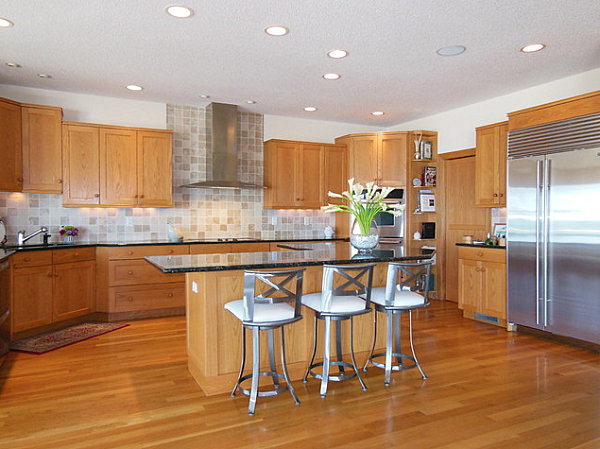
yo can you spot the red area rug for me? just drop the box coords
[10,322,128,354]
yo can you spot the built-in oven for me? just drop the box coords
[352,187,405,244]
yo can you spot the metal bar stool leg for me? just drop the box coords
[267,329,280,389]
[350,316,367,391]
[303,314,318,383]
[231,325,247,397]
[335,320,345,377]
[280,327,300,405]
[385,312,394,386]
[409,310,428,380]
[364,310,378,372]
[248,327,260,416]
[394,312,403,366]
[320,316,332,397]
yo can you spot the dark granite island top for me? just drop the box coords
[146,241,429,273]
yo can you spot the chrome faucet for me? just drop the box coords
[17,226,50,246]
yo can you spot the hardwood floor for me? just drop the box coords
[1,301,599,449]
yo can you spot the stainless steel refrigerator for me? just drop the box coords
[507,113,600,345]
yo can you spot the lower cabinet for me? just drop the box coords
[11,249,96,334]
[458,246,506,326]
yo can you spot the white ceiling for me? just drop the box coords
[1,0,599,126]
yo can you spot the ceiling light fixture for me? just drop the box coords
[37,73,52,79]
[165,4,194,18]
[199,94,210,99]
[264,25,289,36]
[5,62,21,68]
[246,100,257,104]
[521,43,546,53]
[126,84,144,91]
[327,49,348,59]
[322,73,341,80]
[0,17,14,28]
[436,45,466,56]
[371,111,385,116]
[304,106,317,112]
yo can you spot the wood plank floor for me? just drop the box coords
[1,301,599,449]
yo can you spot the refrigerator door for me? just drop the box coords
[545,148,600,344]
[507,155,545,329]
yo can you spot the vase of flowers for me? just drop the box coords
[321,179,405,253]
[60,225,79,244]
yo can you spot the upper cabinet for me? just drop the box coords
[63,122,173,207]
[335,132,407,187]
[0,98,23,192]
[263,139,346,209]
[475,121,507,207]
[22,105,63,193]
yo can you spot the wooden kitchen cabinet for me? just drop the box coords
[62,124,100,205]
[12,264,54,332]
[0,98,23,192]
[335,132,407,186]
[458,246,506,326]
[21,104,63,193]
[137,130,173,207]
[100,127,138,206]
[323,144,348,205]
[53,259,96,322]
[475,121,508,207]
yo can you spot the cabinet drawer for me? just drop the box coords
[107,245,188,260]
[108,259,184,286]
[458,246,506,264]
[12,251,52,268]
[190,243,233,254]
[53,247,96,264]
[110,283,185,312]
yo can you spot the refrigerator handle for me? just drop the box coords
[543,159,551,327]
[535,159,542,326]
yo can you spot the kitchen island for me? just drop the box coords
[147,242,428,395]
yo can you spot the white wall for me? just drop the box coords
[0,84,166,129]
[386,66,600,153]
[264,114,381,143]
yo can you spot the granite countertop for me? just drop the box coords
[456,243,506,249]
[146,242,430,273]
[0,249,15,260]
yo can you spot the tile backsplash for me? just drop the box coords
[0,104,335,244]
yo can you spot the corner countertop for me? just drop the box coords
[146,241,430,273]
[1,249,15,261]
[456,243,506,249]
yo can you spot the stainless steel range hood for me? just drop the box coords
[181,102,264,189]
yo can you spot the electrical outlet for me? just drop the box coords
[271,217,277,226]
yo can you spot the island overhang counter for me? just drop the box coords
[146,242,428,395]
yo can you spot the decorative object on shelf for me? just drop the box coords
[59,225,79,244]
[412,177,422,187]
[323,226,335,239]
[420,140,433,160]
[413,132,423,160]
[493,223,506,239]
[421,222,436,239]
[424,166,437,186]
[413,231,422,240]
[167,224,184,243]
[418,190,436,212]
[321,178,404,253]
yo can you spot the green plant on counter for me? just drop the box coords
[321,178,405,236]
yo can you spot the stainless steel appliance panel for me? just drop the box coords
[546,148,600,344]
[507,156,544,330]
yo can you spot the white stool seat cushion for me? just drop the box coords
[370,287,426,309]
[302,292,367,314]
[224,299,296,323]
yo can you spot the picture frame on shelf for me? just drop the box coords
[424,166,436,186]
[420,140,433,160]
[419,192,436,212]
[493,223,507,239]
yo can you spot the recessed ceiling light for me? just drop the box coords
[371,111,385,116]
[304,106,317,112]
[126,84,144,91]
[165,4,194,18]
[327,49,348,59]
[0,17,14,28]
[436,45,466,56]
[521,43,546,53]
[199,94,210,99]
[322,73,341,80]
[37,73,52,79]
[246,100,257,104]
[5,62,21,68]
[264,25,289,36]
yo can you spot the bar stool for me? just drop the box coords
[363,260,433,386]
[302,263,375,397]
[225,268,305,415]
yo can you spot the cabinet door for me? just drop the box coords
[296,143,323,208]
[100,128,138,206]
[496,122,508,207]
[62,124,100,205]
[0,99,22,191]
[323,145,348,205]
[378,133,407,186]
[22,106,63,193]
[12,265,53,332]
[458,259,480,313]
[264,142,297,208]
[137,131,173,207]
[481,261,506,319]
[349,135,378,184]
[53,260,96,322]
